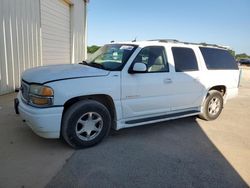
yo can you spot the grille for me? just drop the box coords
[21,81,29,102]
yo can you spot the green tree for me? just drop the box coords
[228,49,235,57]
[87,45,100,54]
[235,53,250,60]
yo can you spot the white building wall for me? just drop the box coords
[70,0,88,64]
[0,0,87,95]
[41,0,71,65]
[0,0,42,95]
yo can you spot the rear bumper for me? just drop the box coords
[16,93,63,138]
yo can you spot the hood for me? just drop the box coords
[22,64,109,84]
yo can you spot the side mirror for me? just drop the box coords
[129,62,147,73]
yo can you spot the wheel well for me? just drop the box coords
[63,94,116,126]
[209,85,226,96]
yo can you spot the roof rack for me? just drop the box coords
[148,39,228,50]
[197,43,229,49]
[148,39,179,43]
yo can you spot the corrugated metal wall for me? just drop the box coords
[0,0,42,95]
[71,0,88,64]
[0,0,87,95]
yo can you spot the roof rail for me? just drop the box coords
[177,41,228,49]
[148,39,228,50]
[197,43,228,49]
[148,39,179,43]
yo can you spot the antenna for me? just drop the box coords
[132,37,137,42]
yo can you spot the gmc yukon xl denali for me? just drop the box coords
[14,39,240,148]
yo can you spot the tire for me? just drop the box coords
[62,100,111,149]
[199,90,223,121]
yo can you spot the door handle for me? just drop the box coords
[164,78,172,84]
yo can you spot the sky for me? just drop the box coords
[87,0,250,54]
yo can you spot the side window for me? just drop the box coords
[199,47,238,70]
[172,47,199,72]
[133,46,169,72]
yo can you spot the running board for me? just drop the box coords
[125,110,200,125]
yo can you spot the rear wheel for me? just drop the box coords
[199,90,223,121]
[62,100,111,149]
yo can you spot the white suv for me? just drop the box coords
[14,39,240,148]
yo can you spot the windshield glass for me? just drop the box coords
[86,44,138,71]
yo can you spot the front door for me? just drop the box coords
[121,46,173,119]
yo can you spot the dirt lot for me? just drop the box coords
[241,66,250,82]
[0,68,249,188]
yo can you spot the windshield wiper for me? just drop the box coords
[79,61,110,70]
[88,62,105,69]
[79,60,88,65]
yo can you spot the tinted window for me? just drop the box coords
[172,47,198,72]
[200,47,238,70]
[133,46,169,72]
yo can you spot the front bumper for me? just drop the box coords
[15,92,63,138]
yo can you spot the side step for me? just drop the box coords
[125,110,200,124]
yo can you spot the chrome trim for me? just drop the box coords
[21,81,30,102]
[20,81,54,107]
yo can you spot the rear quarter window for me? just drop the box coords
[200,47,238,70]
[172,47,199,72]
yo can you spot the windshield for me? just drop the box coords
[86,44,138,71]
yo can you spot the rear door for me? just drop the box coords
[168,46,206,111]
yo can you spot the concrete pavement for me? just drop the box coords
[0,94,74,188]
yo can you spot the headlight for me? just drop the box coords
[29,84,54,106]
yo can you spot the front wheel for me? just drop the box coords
[62,100,111,149]
[199,90,223,121]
